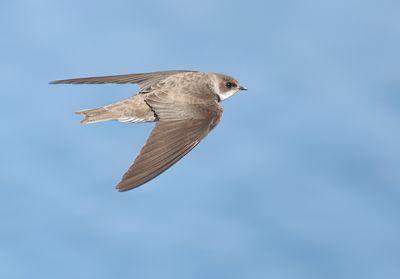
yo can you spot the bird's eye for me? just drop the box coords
[226,82,234,88]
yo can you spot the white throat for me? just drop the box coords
[218,89,238,101]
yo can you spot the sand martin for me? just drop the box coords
[50,70,247,191]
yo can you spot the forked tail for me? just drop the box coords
[75,95,157,124]
[76,107,119,124]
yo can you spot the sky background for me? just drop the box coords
[1,0,400,278]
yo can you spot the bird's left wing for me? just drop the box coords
[49,70,196,91]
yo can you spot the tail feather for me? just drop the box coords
[76,107,118,124]
[75,95,157,125]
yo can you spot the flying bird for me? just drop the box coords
[50,70,247,191]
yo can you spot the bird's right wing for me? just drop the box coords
[116,119,207,191]
[116,90,222,192]
[49,70,196,91]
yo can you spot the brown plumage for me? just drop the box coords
[50,70,246,191]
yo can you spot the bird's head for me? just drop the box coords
[212,73,247,101]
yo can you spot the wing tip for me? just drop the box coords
[49,79,83,84]
[115,181,139,192]
[49,79,77,84]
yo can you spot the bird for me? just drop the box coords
[50,70,247,191]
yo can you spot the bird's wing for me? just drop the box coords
[49,70,196,91]
[116,90,222,192]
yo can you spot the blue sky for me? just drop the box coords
[1,0,399,278]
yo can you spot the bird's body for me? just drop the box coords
[50,70,246,191]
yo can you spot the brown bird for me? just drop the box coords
[50,70,247,191]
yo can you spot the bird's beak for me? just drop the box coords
[239,85,248,91]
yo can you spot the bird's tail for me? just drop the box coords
[76,107,120,124]
[75,95,157,125]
